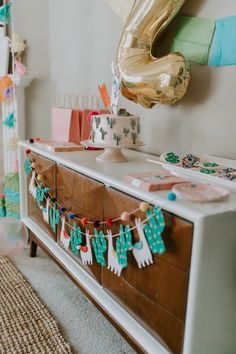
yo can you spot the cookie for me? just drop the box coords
[160,152,182,166]
[182,153,200,169]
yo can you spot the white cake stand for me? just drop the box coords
[81,140,144,163]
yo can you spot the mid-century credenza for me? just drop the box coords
[19,141,236,354]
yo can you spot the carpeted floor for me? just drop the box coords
[10,248,136,354]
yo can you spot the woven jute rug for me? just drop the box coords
[0,256,73,354]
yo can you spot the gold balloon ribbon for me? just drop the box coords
[117,0,191,108]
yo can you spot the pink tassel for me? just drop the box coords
[15,59,27,77]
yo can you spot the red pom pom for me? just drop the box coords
[106,218,113,227]
[80,246,88,253]
[26,149,31,155]
[81,217,88,226]
[63,231,70,239]
[87,110,100,125]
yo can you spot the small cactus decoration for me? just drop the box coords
[36,183,46,207]
[107,117,116,129]
[70,223,82,256]
[116,225,132,268]
[92,229,107,266]
[130,118,137,131]
[113,134,121,146]
[123,127,130,137]
[49,203,60,233]
[94,117,101,129]
[91,129,96,143]
[144,206,165,255]
[24,157,32,176]
[100,127,108,140]
[131,132,137,144]
[2,112,16,129]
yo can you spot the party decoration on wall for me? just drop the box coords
[25,151,168,276]
[50,203,60,233]
[0,3,12,24]
[80,231,93,266]
[144,207,165,255]
[209,15,236,67]
[24,157,32,176]
[2,112,16,129]
[133,219,153,269]
[10,32,27,59]
[171,16,216,65]
[117,0,190,108]
[4,86,14,100]
[0,76,13,103]
[14,59,27,77]
[107,230,123,276]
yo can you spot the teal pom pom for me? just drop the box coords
[0,3,12,24]
[167,192,177,201]
[2,112,16,129]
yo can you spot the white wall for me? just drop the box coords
[16,0,236,158]
[13,0,51,139]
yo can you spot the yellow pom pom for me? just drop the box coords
[37,175,42,181]
[139,202,149,213]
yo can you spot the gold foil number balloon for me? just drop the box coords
[117,0,191,108]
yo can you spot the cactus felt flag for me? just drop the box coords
[116,225,132,268]
[70,223,82,256]
[92,230,107,266]
[49,203,60,233]
[144,207,166,255]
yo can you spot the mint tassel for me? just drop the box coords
[0,3,12,24]
[2,113,16,129]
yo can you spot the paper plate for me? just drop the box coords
[172,183,230,203]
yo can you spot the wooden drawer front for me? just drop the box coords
[103,188,193,354]
[56,165,104,283]
[28,153,56,240]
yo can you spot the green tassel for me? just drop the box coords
[2,112,16,129]
[24,157,32,176]
[0,3,12,24]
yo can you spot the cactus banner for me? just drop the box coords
[25,153,166,276]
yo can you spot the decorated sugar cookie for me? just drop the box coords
[200,168,217,175]
[172,183,229,203]
[217,167,236,175]
[200,161,220,170]
[182,153,200,169]
[218,173,236,181]
[160,152,182,166]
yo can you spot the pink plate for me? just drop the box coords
[172,183,230,202]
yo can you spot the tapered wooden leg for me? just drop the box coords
[30,239,38,258]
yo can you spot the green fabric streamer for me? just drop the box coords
[0,3,12,24]
[2,112,16,129]
[171,16,216,65]
[4,173,20,219]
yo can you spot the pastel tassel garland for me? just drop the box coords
[2,113,16,129]
[0,3,12,24]
[14,59,27,77]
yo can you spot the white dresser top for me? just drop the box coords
[19,141,236,222]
